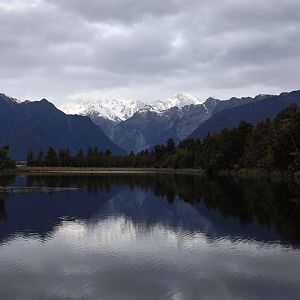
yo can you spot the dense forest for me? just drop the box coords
[26,104,300,174]
[0,146,16,170]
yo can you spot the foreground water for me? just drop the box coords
[0,174,300,300]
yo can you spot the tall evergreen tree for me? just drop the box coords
[166,138,176,153]
[36,151,45,167]
[45,147,59,167]
[26,150,34,166]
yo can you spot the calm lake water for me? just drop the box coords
[0,174,300,300]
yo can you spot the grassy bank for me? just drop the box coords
[17,166,205,175]
[1,166,298,183]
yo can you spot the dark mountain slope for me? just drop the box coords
[111,94,266,153]
[113,105,210,153]
[189,90,300,140]
[87,112,118,140]
[0,94,125,159]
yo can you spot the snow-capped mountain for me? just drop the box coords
[59,93,206,144]
[2,89,292,156]
[60,93,204,122]
[152,93,204,112]
[61,98,146,122]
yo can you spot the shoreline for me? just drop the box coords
[14,166,205,176]
[0,167,299,182]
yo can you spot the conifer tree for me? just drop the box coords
[26,150,34,166]
[45,147,59,167]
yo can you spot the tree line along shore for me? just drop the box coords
[1,105,300,179]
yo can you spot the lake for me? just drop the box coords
[0,174,300,300]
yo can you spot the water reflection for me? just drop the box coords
[1,174,300,243]
[0,174,300,299]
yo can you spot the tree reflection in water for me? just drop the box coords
[0,174,299,243]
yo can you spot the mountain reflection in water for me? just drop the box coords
[0,174,300,300]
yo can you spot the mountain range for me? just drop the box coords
[62,92,292,153]
[1,90,300,159]
[0,94,125,160]
[60,93,242,152]
[61,93,205,144]
[61,93,204,122]
[189,90,300,139]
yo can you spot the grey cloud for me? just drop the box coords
[0,0,299,104]
[46,0,187,23]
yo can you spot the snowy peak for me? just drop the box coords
[61,98,146,122]
[152,93,204,112]
[60,93,204,122]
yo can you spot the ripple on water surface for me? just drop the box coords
[0,174,299,300]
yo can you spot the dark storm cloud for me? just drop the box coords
[0,0,300,103]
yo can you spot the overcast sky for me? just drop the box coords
[1,0,300,105]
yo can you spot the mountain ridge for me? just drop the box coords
[189,90,300,140]
[110,93,269,152]
[0,94,126,160]
[2,89,299,157]
[60,92,204,122]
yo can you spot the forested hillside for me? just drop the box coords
[27,105,300,175]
